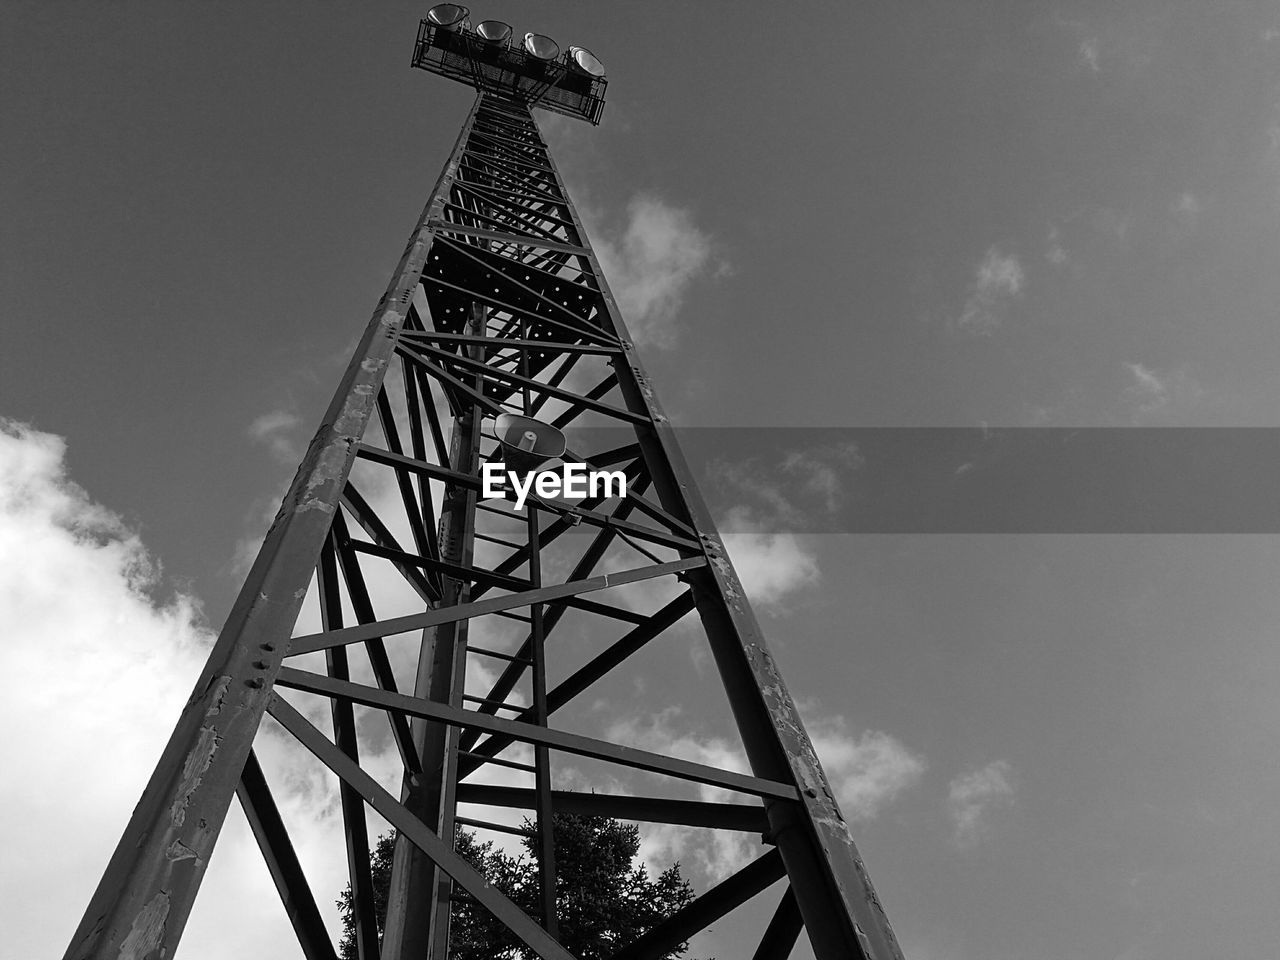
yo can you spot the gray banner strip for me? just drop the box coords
[567,428,1280,533]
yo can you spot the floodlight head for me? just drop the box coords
[426,3,468,30]
[523,33,560,61]
[475,20,512,45]
[412,12,607,124]
[491,413,566,473]
[567,45,606,78]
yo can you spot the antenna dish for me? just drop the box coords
[426,3,468,30]
[475,20,512,44]
[523,33,560,61]
[567,46,606,78]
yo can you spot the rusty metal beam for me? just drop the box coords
[273,666,800,801]
[67,83,906,960]
[454,784,769,833]
[285,557,703,657]
[60,95,482,960]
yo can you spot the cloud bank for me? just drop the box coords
[593,195,716,348]
[0,420,370,958]
[0,420,218,955]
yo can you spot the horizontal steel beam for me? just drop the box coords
[273,667,799,801]
[285,557,705,657]
[428,219,589,256]
[459,591,697,773]
[455,784,769,833]
[399,329,621,355]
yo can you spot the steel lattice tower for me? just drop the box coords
[64,13,904,960]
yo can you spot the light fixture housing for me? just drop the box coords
[491,413,567,473]
[475,20,511,45]
[413,13,607,124]
[425,3,468,30]
[523,32,560,61]
[567,45,606,78]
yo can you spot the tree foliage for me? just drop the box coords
[339,814,697,960]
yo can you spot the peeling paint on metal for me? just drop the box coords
[700,534,743,602]
[165,839,200,863]
[169,725,219,829]
[853,921,873,957]
[202,676,231,719]
[117,891,168,960]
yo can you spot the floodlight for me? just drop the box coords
[413,11,607,124]
[567,45,606,78]
[426,3,468,30]
[523,33,560,61]
[491,413,566,473]
[475,20,512,44]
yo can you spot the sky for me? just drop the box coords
[6,2,1280,958]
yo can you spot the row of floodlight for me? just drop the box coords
[426,4,606,78]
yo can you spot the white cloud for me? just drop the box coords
[1121,361,1208,423]
[806,719,925,821]
[606,710,756,881]
[248,409,304,462]
[947,760,1015,848]
[1046,225,1068,266]
[0,420,214,955]
[956,247,1024,336]
[1055,13,1156,79]
[779,442,863,514]
[1124,361,1169,413]
[721,513,821,610]
[975,248,1024,298]
[1171,192,1201,218]
[608,708,923,882]
[1079,37,1101,72]
[592,195,717,349]
[702,442,865,611]
[0,419,393,959]
[1170,192,1203,231]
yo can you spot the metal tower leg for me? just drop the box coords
[63,91,904,960]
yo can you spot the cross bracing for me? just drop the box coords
[63,93,903,960]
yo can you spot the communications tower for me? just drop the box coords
[64,9,904,959]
